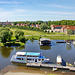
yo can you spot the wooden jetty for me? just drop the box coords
[26,63,75,71]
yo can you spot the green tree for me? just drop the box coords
[0,24,2,27]
[0,30,13,44]
[67,29,73,35]
[15,30,24,39]
[48,20,51,26]
[19,36,25,43]
[8,31,13,41]
[40,23,48,30]
[67,29,73,40]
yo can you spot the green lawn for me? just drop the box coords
[1,27,75,42]
[10,28,65,36]
[10,28,75,40]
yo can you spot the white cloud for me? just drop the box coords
[0,1,22,4]
[0,8,75,21]
[42,4,75,9]
[14,9,27,12]
[39,11,75,15]
[0,9,28,17]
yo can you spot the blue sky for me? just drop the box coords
[0,0,75,21]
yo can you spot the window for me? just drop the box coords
[42,59,44,61]
[27,59,32,60]
[16,58,21,60]
[22,58,23,60]
[38,59,41,61]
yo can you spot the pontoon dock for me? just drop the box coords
[26,63,75,71]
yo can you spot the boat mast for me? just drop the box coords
[40,50,42,64]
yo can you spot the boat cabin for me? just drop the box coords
[39,38,51,45]
[11,52,46,63]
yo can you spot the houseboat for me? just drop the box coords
[10,52,49,63]
[39,38,51,46]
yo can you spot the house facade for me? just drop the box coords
[51,25,75,34]
[16,23,40,28]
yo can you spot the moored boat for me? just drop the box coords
[72,41,75,44]
[39,38,51,46]
[66,42,71,45]
[10,52,49,63]
[56,55,62,64]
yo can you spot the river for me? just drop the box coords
[0,40,75,70]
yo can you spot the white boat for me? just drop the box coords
[66,42,71,45]
[52,67,58,71]
[56,55,62,64]
[10,52,49,63]
[72,41,75,44]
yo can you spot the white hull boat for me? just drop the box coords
[10,52,49,63]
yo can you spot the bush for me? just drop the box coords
[15,30,24,39]
[48,30,50,33]
[51,30,53,33]
[19,36,25,43]
[44,30,47,32]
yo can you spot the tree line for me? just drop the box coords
[0,20,75,31]
[12,20,75,26]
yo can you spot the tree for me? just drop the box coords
[40,23,48,30]
[0,24,2,27]
[37,20,43,25]
[15,30,24,39]
[67,29,72,35]
[67,29,73,40]
[0,30,13,44]
[8,31,13,41]
[19,36,25,43]
[48,20,51,26]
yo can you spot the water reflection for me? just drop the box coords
[15,46,25,50]
[31,40,34,43]
[66,44,72,50]
[12,62,26,66]
[0,47,13,58]
[40,46,51,50]
[74,44,75,48]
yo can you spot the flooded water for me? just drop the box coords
[0,40,75,70]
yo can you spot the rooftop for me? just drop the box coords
[40,38,51,41]
[16,52,40,56]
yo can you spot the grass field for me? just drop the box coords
[10,28,65,36]
[10,28,75,40]
[0,27,75,46]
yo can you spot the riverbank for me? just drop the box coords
[0,41,25,46]
[0,65,75,75]
[0,27,75,46]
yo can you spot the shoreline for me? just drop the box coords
[0,65,75,75]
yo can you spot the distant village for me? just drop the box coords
[0,21,40,28]
[0,21,75,34]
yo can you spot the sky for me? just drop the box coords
[0,0,75,22]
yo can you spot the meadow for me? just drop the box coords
[0,27,75,46]
[10,28,75,40]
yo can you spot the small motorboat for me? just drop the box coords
[56,55,62,64]
[72,41,75,44]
